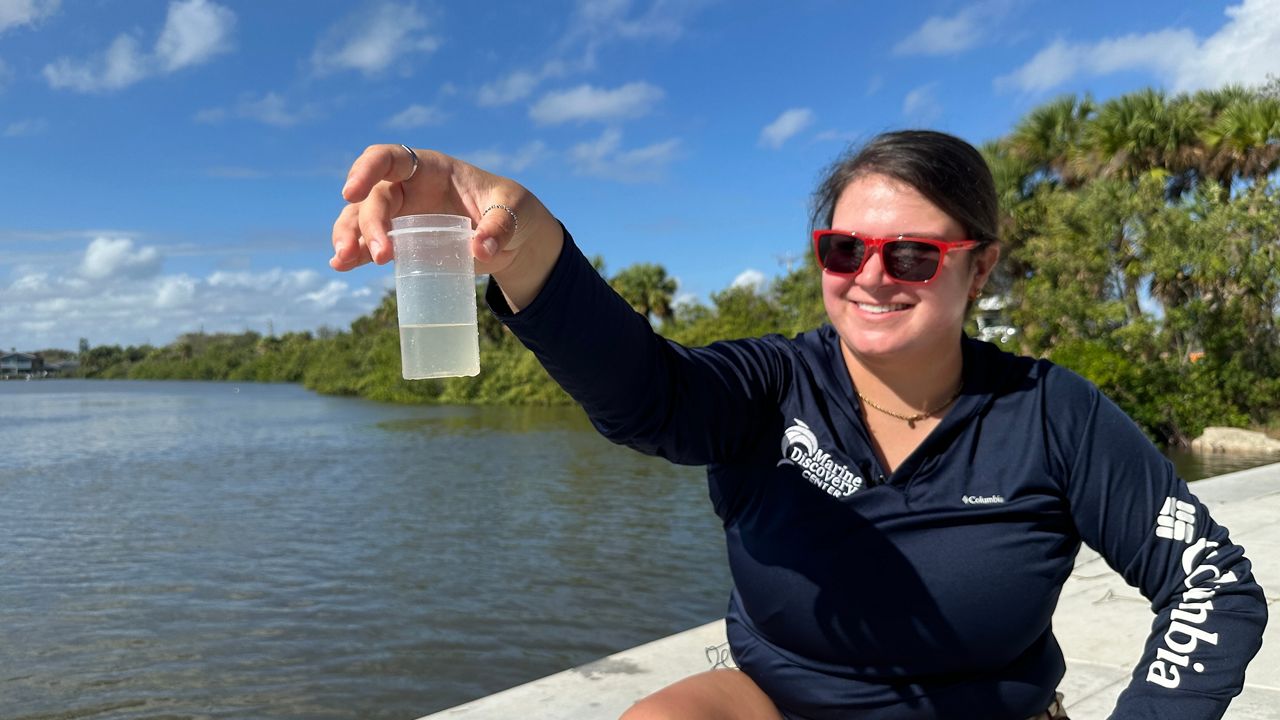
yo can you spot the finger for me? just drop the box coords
[358,181,404,265]
[330,203,374,271]
[342,144,417,202]
[472,199,520,263]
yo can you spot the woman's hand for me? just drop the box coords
[331,144,562,309]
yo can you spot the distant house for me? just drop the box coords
[0,352,45,377]
[45,359,80,376]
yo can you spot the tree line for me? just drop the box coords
[74,81,1280,446]
[984,81,1280,445]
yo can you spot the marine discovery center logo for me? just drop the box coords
[778,419,863,498]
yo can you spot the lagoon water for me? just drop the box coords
[1,380,1274,720]
[1,381,727,720]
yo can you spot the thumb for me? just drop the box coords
[472,201,520,263]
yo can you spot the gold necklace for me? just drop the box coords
[856,384,963,429]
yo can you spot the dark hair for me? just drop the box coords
[810,130,999,247]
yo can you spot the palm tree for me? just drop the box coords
[1200,94,1280,188]
[1081,89,1201,182]
[980,139,1041,297]
[1078,89,1212,205]
[610,263,678,326]
[1009,93,1095,187]
[1191,85,1255,117]
[982,139,1039,210]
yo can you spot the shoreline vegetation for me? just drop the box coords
[31,83,1280,448]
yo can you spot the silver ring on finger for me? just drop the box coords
[400,144,419,181]
[482,203,518,232]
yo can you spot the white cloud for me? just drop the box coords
[3,118,47,137]
[572,0,688,40]
[469,1,709,112]
[893,2,1010,56]
[478,70,541,107]
[902,83,942,124]
[195,92,311,127]
[18,319,57,334]
[3,250,382,350]
[239,92,303,126]
[0,0,59,33]
[730,269,766,293]
[473,1,707,109]
[530,81,663,125]
[302,280,349,309]
[758,108,813,149]
[462,141,550,174]
[569,128,680,182]
[41,0,234,93]
[79,237,162,280]
[996,32,1191,94]
[43,34,148,92]
[996,39,1082,94]
[155,274,197,308]
[475,61,566,107]
[1175,0,1280,91]
[154,0,235,72]
[564,0,710,68]
[311,2,438,76]
[32,298,69,314]
[895,16,976,55]
[208,268,321,292]
[997,0,1280,94]
[11,271,49,292]
[384,103,444,129]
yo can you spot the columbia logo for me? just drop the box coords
[1155,497,1196,543]
[962,494,1004,505]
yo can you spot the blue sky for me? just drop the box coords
[2,0,1277,352]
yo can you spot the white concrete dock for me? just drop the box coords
[418,462,1280,719]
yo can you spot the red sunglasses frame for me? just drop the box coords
[811,230,980,285]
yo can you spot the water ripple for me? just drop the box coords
[1,381,731,720]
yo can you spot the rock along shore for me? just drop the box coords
[1191,427,1280,454]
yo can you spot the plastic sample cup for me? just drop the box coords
[388,214,481,379]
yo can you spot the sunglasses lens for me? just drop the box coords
[884,240,941,282]
[818,233,865,274]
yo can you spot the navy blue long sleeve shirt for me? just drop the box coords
[487,228,1266,720]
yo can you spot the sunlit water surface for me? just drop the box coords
[1,381,728,720]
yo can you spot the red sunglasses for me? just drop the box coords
[812,230,980,284]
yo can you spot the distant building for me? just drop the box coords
[45,359,80,376]
[0,352,45,377]
[974,295,1019,346]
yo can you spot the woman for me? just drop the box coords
[331,131,1265,720]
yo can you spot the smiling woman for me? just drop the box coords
[330,132,1266,720]
[810,132,1001,448]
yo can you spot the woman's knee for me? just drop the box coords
[618,695,673,720]
[617,670,782,720]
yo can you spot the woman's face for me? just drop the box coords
[822,173,998,366]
